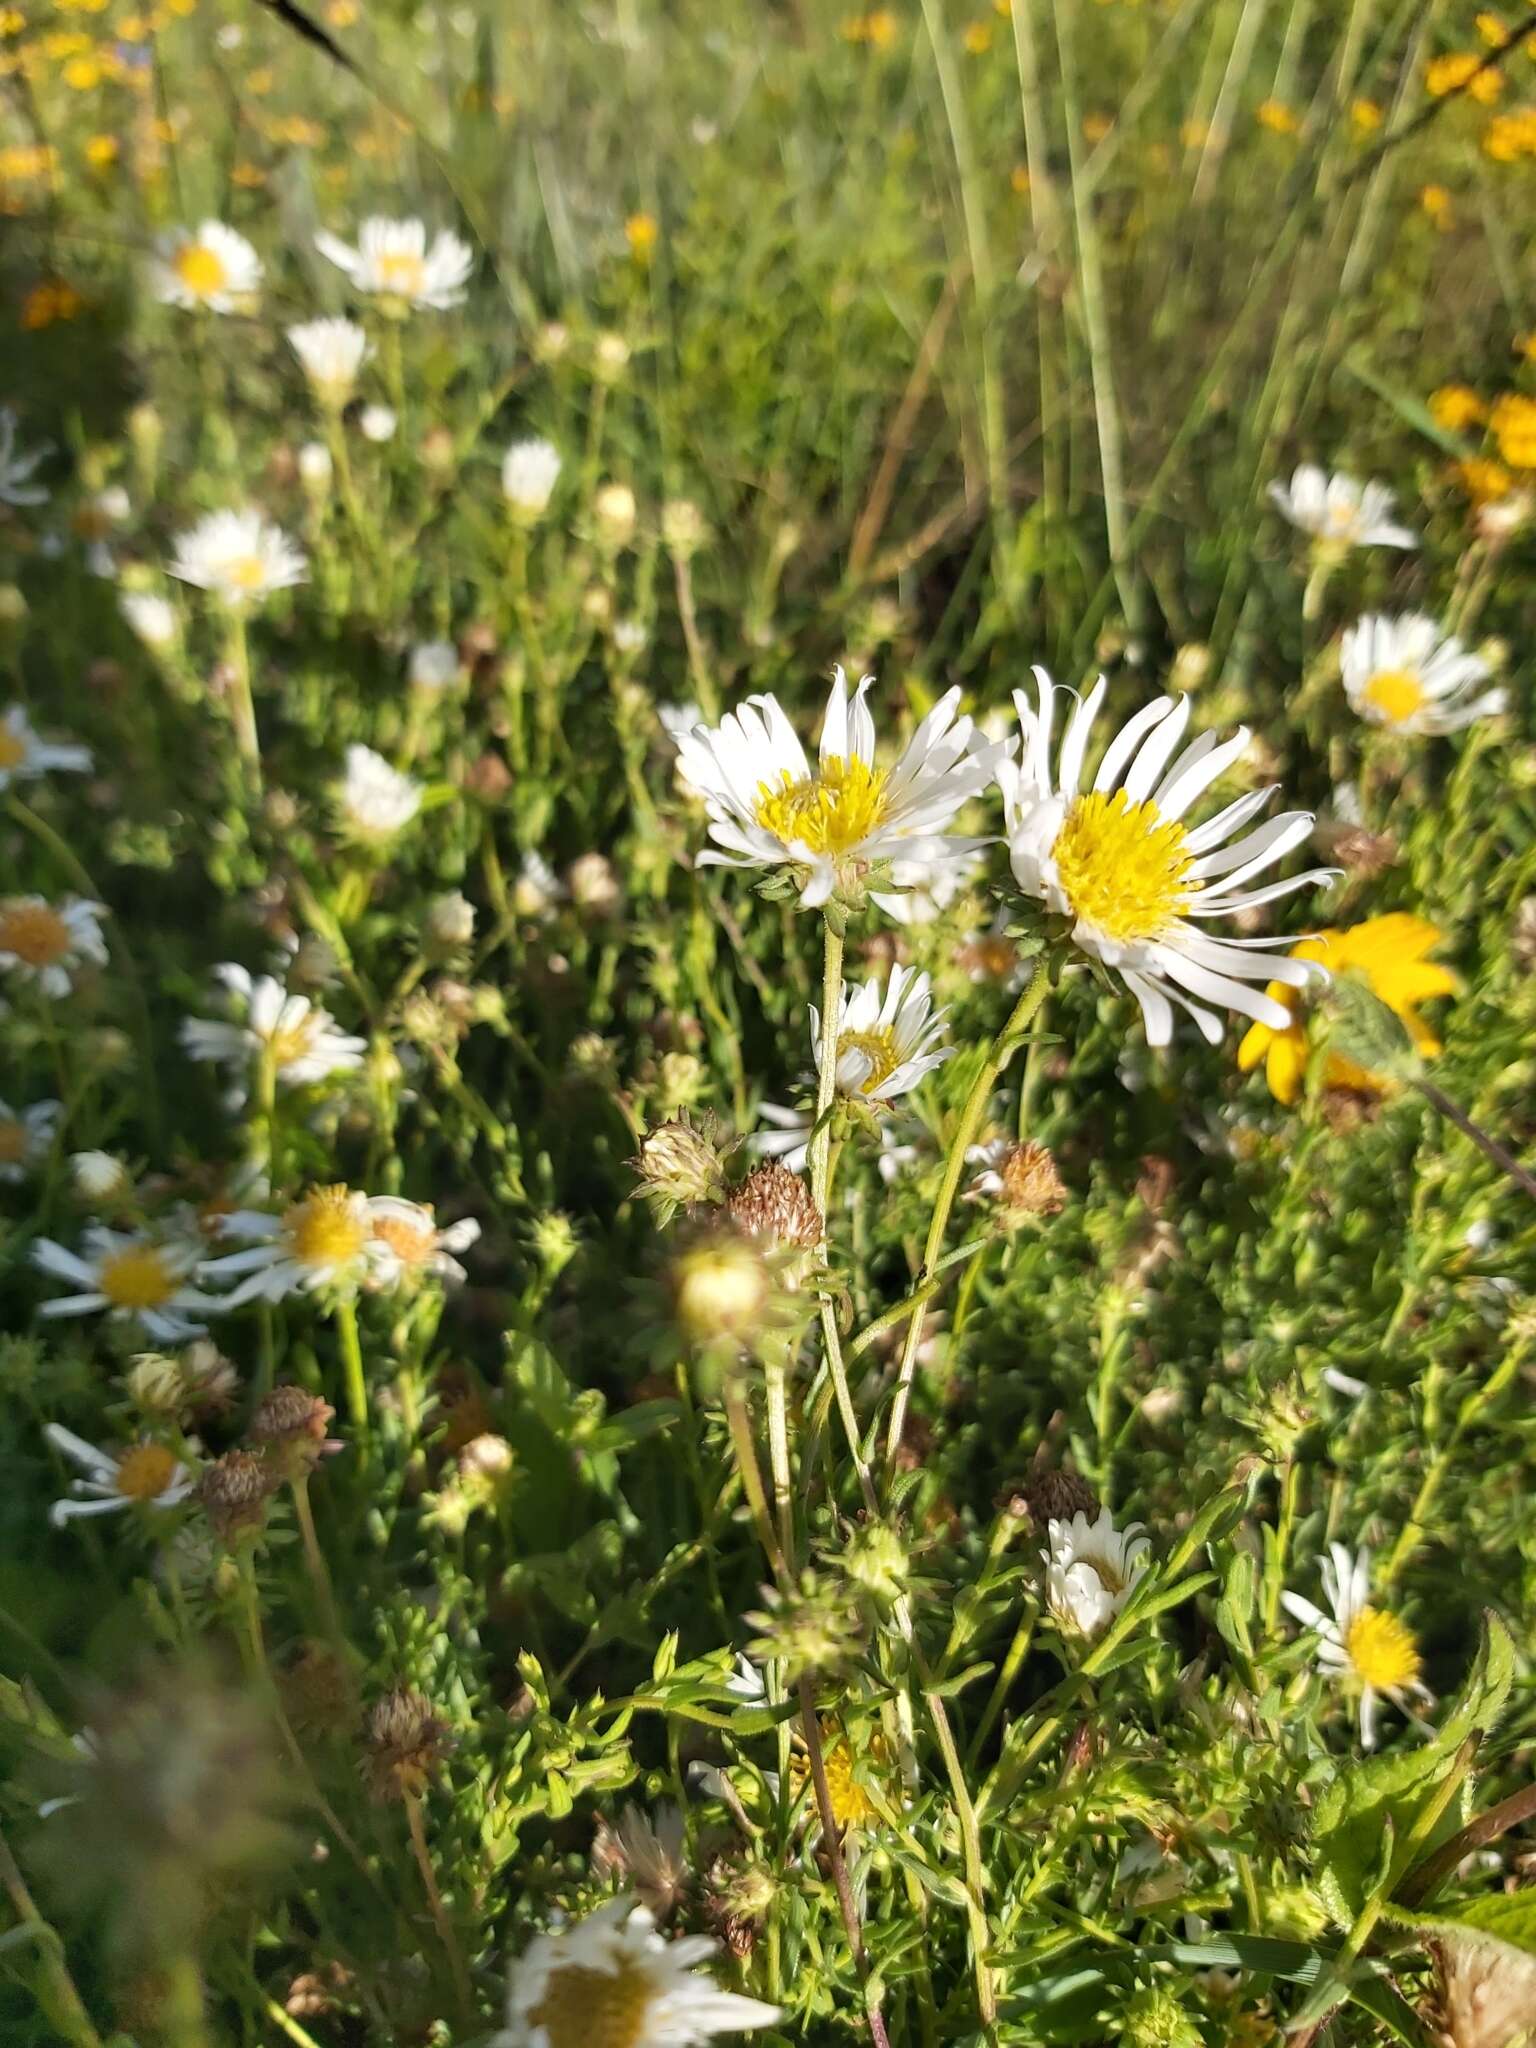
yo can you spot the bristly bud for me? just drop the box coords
[726,1161,823,1255]
[632,1112,728,1221]
[363,1687,453,1801]
[745,1570,864,1685]
[838,1519,909,1609]
[123,1352,186,1418]
[247,1386,337,1481]
[1003,1462,1100,1531]
[669,1225,773,1349]
[197,1448,279,1546]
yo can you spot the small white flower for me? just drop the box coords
[1001,668,1332,1046]
[119,589,179,650]
[0,407,50,508]
[498,1896,779,2048]
[1339,612,1505,735]
[613,618,648,657]
[1267,464,1417,552]
[820,963,952,1103]
[32,1228,223,1342]
[359,404,397,444]
[512,850,563,920]
[1043,1507,1150,1637]
[594,1804,690,1922]
[42,1424,195,1528]
[676,666,1009,911]
[0,895,108,998]
[364,1196,479,1289]
[0,1098,60,1181]
[315,217,474,310]
[199,1185,375,1303]
[297,441,333,488]
[180,962,366,1091]
[0,706,90,791]
[287,316,372,408]
[502,437,562,518]
[1281,1540,1429,1749]
[168,508,306,609]
[70,1149,130,1203]
[150,221,264,314]
[337,744,422,842]
[410,640,460,691]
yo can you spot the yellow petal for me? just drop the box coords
[1266,1028,1307,1105]
[1237,1019,1272,1072]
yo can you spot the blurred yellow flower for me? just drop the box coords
[326,0,358,20]
[624,211,658,262]
[1181,116,1211,147]
[1083,111,1111,141]
[246,65,274,93]
[1238,916,1456,1105]
[1350,97,1383,132]
[1483,107,1536,161]
[841,9,897,46]
[44,31,90,56]
[963,19,993,50]
[1426,50,1502,99]
[1458,455,1514,502]
[1010,163,1031,194]
[1418,183,1453,227]
[0,8,23,32]
[1517,332,1536,361]
[1492,392,1536,466]
[1429,384,1486,430]
[84,133,118,169]
[1257,98,1300,134]
[1475,10,1506,43]
[231,161,267,188]
[21,279,83,329]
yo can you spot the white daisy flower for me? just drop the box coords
[502,437,562,520]
[70,1150,130,1203]
[32,1228,223,1342]
[593,1804,689,1922]
[1266,464,1417,553]
[818,962,952,1103]
[497,1896,779,2048]
[675,666,1008,911]
[358,404,397,444]
[336,744,422,842]
[1043,1507,1151,1637]
[0,895,108,998]
[315,217,474,311]
[1000,669,1332,1046]
[287,316,372,409]
[0,1098,60,1181]
[168,508,307,609]
[1339,612,1505,736]
[0,407,50,508]
[363,1197,479,1289]
[149,221,264,314]
[1281,1541,1429,1750]
[119,589,179,651]
[512,850,564,920]
[409,640,460,692]
[200,1185,375,1303]
[0,706,89,792]
[42,1425,194,1528]
[180,963,366,1091]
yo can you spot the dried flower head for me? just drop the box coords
[364,1687,452,1801]
[745,1569,864,1684]
[965,1138,1066,1226]
[197,1447,279,1546]
[632,1114,728,1220]
[726,1160,824,1252]
[247,1385,337,1479]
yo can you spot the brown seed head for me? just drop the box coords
[247,1386,336,1478]
[996,1141,1066,1221]
[1006,1463,1101,1530]
[197,1448,278,1546]
[364,1688,452,1802]
[727,1160,823,1250]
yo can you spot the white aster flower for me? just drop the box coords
[675,665,1008,911]
[119,589,179,651]
[1281,1540,1429,1750]
[32,1228,222,1342]
[0,407,50,508]
[497,1896,779,2048]
[0,1098,60,1181]
[200,1185,375,1302]
[363,1196,479,1289]
[1000,669,1332,1046]
[287,316,372,408]
[70,1149,130,1203]
[594,1804,689,1922]
[512,850,564,920]
[42,1424,195,1528]
[1339,612,1505,736]
[337,744,422,842]
[0,895,108,998]
[168,508,306,609]
[315,216,474,311]
[180,962,366,1091]
[150,220,264,314]
[0,706,90,791]
[1266,464,1417,553]
[359,404,397,443]
[409,640,460,692]
[1043,1507,1150,1637]
[502,437,562,519]
[818,963,952,1103]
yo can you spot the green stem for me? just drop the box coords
[224,609,261,784]
[0,1822,102,2048]
[334,1297,368,1436]
[1380,1336,1529,1587]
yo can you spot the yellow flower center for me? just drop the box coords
[223,554,270,592]
[528,1958,654,2048]
[1344,1605,1422,1691]
[837,1026,901,1095]
[0,901,72,968]
[267,1013,320,1068]
[283,1186,367,1271]
[0,1118,28,1163]
[375,250,426,298]
[754,754,890,859]
[1053,790,1194,944]
[1363,668,1426,726]
[114,1441,179,1501]
[0,725,26,771]
[370,1210,437,1266]
[98,1245,178,1311]
[790,1721,888,1834]
[173,242,228,297]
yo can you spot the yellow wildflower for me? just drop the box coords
[1428,384,1486,431]
[1257,98,1301,134]
[1492,392,1536,468]
[84,133,118,169]
[963,19,993,50]
[1426,50,1501,100]
[624,211,658,262]
[1458,455,1514,503]
[1418,183,1453,227]
[1350,97,1383,132]
[21,279,83,329]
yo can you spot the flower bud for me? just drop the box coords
[661,498,709,558]
[425,890,475,953]
[123,1352,186,1416]
[633,1115,728,1218]
[671,1230,771,1347]
[592,481,637,551]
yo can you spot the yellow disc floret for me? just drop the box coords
[1053,790,1194,944]
[754,754,890,859]
[0,1118,28,1164]
[114,1441,179,1501]
[283,1186,368,1271]
[98,1245,178,1311]
[1344,1605,1422,1692]
[0,724,25,772]
[173,242,228,297]
[375,250,426,299]
[836,1026,901,1095]
[1363,668,1426,726]
[0,901,71,967]
[529,1958,653,2048]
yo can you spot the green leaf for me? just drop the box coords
[1342,353,1473,459]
